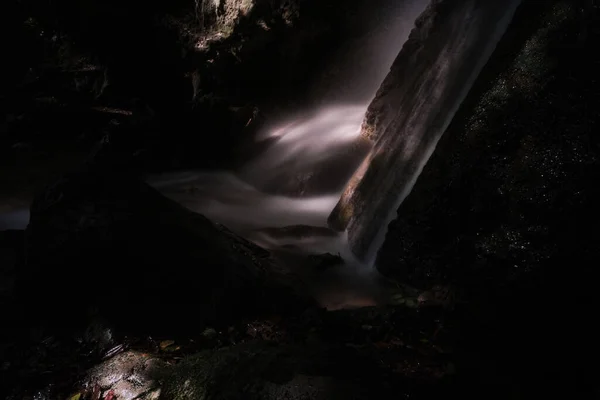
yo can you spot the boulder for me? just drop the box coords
[20,168,314,333]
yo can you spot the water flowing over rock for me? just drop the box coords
[328,0,522,262]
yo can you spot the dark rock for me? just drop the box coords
[375,1,600,396]
[255,225,339,240]
[155,306,450,399]
[0,230,24,294]
[160,334,436,400]
[377,0,600,290]
[328,0,522,260]
[6,301,452,399]
[20,169,315,334]
[307,253,344,272]
[83,351,168,399]
[160,341,371,400]
[3,0,427,179]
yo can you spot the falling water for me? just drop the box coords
[148,107,380,309]
[149,0,429,309]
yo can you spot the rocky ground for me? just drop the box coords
[0,164,453,399]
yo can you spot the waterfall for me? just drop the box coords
[149,0,429,309]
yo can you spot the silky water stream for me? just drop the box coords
[148,1,431,309]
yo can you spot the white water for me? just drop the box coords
[148,1,429,309]
[148,109,381,309]
[240,105,368,195]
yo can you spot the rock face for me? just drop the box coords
[328,0,522,261]
[372,2,600,394]
[376,0,599,290]
[20,167,313,332]
[0,230,24,301]
[160,342,366,400]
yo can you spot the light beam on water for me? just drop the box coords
[149,0,430,309]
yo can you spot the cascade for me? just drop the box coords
[149,0,429,309]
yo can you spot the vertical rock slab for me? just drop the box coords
[328,0,521,261]
[375,0,599,287]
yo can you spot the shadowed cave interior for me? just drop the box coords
[1,0,599,399]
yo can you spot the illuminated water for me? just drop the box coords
[148,1,430,308]
[148,108,380,309]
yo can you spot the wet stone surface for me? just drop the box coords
[2,303,454,399]
[82,351,168,400]
[377,1,600,291]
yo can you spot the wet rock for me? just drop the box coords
[372,3,600,395]
[160,341,384,400]
[7,303,451,399]
[84,351,169,399]
[307,253,344,271]
[202,328,218,340]
[376,0,600,290]
[81,326,442,400]
[21,170,315,333]
[0,230,24,299]
[417,285,455,309]
[255,225,339,240]
[328,0,522,260]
